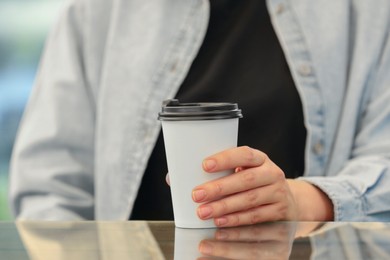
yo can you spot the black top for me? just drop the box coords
[130,0,306,220]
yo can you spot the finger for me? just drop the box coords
[213,202,292,227]
[197,183,281,220]
[203,146,266,173]
[193,165,284,203]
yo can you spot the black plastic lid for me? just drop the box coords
[158,99,243,121]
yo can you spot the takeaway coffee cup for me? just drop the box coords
[158,99,243,228]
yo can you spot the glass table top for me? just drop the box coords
[0,221,389,259]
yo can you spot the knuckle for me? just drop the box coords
[240,146,267,166]
[213,182,224,197]
[241,170,257,185]
[245,190,259,207]
[241,146,257,162]
[276,204,289,220]
[218,200,229,213]
[250,209,262,224]
[276,185,288,198]
[274,168,286,180]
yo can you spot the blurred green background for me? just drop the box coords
[0,0,64,220]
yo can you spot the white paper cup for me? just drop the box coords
[158,99,242,228]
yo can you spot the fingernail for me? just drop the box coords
[192,189,207,202]
[216,217,228,226]
[203,159,216,171]
[199,241,213,255]
[198,206,213,219]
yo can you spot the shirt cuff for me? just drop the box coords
[297,176,364,221]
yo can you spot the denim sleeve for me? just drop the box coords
[8,0,95,220]
[300,158,389,221]
[300,33,390,221]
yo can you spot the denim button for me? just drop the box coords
[170,60,179,72]
[275,3,285,15]
[312,141,324,155]
[298,64,312,76]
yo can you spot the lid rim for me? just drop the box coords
[158,99,243,121]
[159,115,243,121]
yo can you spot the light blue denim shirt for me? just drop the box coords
[9,0,390,221]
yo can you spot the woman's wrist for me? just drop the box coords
[287,179,334,221]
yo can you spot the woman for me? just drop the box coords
[9,0,390,225]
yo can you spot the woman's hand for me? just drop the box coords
[191,146,300,227]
